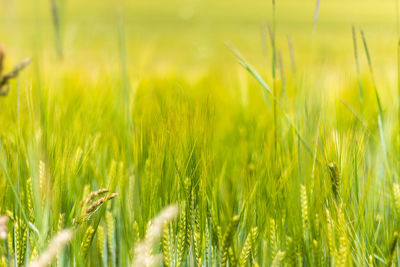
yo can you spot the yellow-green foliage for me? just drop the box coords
[0,0,399,266]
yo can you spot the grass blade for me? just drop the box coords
[359,28,384,122]
[50,0,63,59]
[313,0,321,32]
[352,25,363,102]
[227,43,314,158]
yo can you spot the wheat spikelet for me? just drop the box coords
[74,191,118,225]
[81,226,95,256]
[97,226,105,263]
[55,214,64,266]
[132,205,178,267]
[269,218,277,259]
[204,219,211,265]
[337,236,348,267]
[217,225,223,250]
[7,230,13,259]
[336,207,349,267]
[271,251,285,267]
[177,208,186,266]
[296,238,303,266]
[194,231,203,266]
[85,193,118,214]
[82,188,109,208]
[39,161,46,209]
[325,209,336,263]
[0,44,31,96]
[194,205,202,266]
[221,215,240,267]
[239,230,253,266]
[250,227,258,260]
[393,183,400,215]
[39,161,45,193]
[0,58,31,91]
[162,223,172,267]
[29,234,38,260]
[187,189,195,251]
[16,218,27,267]
[228,246,237,266]
[26,178,35,222]
[284,236,296,266]
[300,184,308,235]
[22,226,29,263]
[209,205,219,243]
[328,162,340,199]
[106,211,115,265]
[29,229,73,267]
[132,221,140,245]
[184,178,191,200]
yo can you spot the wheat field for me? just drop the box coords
[0,0,399,266]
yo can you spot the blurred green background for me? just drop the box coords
[0,0,398,108]
[0,0,397,73]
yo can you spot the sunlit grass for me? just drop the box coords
[0,0,399,266]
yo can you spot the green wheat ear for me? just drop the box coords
[161,223,172,267]
[97,226,105,265]
[393,183,400,215]
[336,207,349,267]
[325,209,336,263]
[228,246,237,266]
[81,226,95,256]
[26,178,35,223]
[221,215,240,267]
[176,208,186,267]
[106,211,115,266]
[269,218,277,259]
[271,251,285,267]
[300,184,309,235]
[328,162,340,199]
[239,227,257,266]
[194,230,203,266]
[285,236,296,266]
